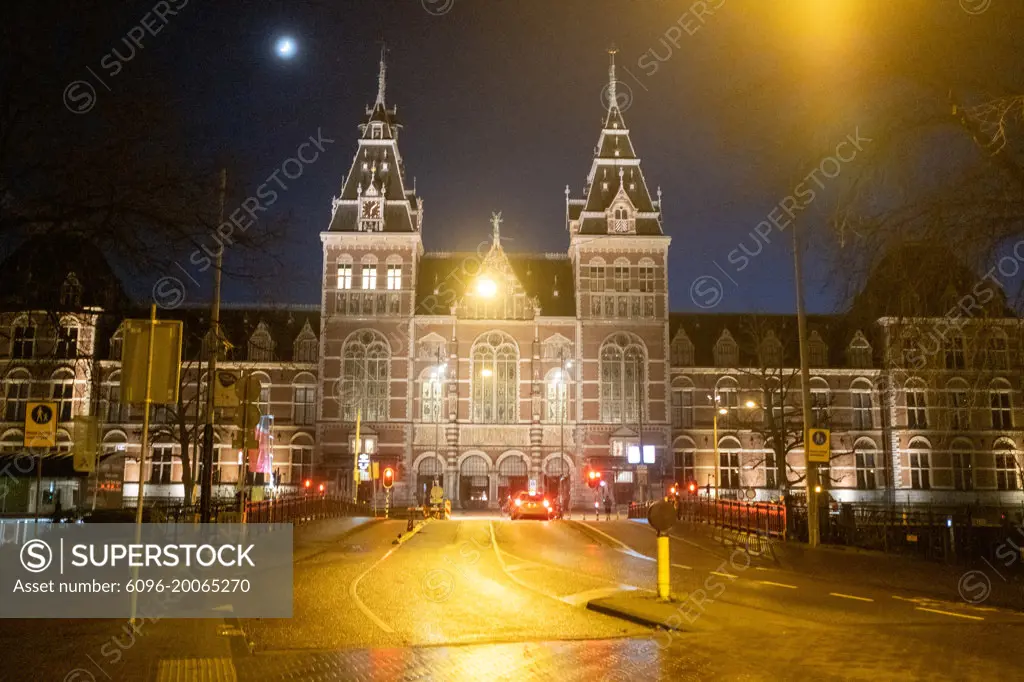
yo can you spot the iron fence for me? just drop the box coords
[678,498,787,539]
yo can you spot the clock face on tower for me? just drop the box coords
[361,200,381,220]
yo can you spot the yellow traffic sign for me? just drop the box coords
[73,416,98,472]
[122,318,183,404]
[807,428,831,463]
[25,402,58,449]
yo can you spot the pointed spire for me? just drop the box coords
[491,211,503,246]
[375,43,387,108]
[607,45,618,111]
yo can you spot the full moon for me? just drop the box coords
[275,37,296,59]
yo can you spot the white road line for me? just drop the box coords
[349,546,398,633]
[830,592,874,602]
[758,580,798,589]
[710,571,737,579]
[671,563,693,570]
[891,595,919,603]
[578,521,641,552]
[916,607,984,621]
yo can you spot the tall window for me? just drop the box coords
[3,371,30,422]
[764,451,778,489]
[589,260,607,293]
[149,446,175,484]
[546,369,568,422]
[600,333,646,424]
[11,322,35,359]
[248,324,274,362]
[638,264,654,292]
[995,449,1019,491]
[909,448,931,490]
[944,335,965,370]
[102,380,129,423]
[422,370,443,422]
[61,272,82,307]
[672,449,695,489]
[472,332,519,423]
[341,331,390,421]
[990,382,1013,429]
[52,375,74,421]
[293,324,318,363]
[952,451,973,491]
[719,450,741,489]
[386,264,402,290]
[337,264,353,290]
[851,382,873,430]
[256,377,271,415]
[292,383,316,425]
[808,332,827,367]
[361,263,377,290]
[905,383,927,429]
[55,324,78,359]
[810,379,830,428]
[987,333,1009,370]
[948,380,969,430]
[855,449,877,490]
[613,263,629,292]
[670,333,694,366]
[671,386,694,428]
[284,442,314,484]
[109,327,124,360]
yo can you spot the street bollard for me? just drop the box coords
[657,534,670,600]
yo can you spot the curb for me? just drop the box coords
[586,599,687,632]
[393,517,431,545]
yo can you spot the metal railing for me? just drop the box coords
[679,498,787,539]
[245,495,371,524]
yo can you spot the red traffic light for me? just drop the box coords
[318,483,325,493]
[586,469,603,488]
[304,479,312,489]
[688,482,698,495]
[382,467,395,489]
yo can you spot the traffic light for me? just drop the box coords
[304,479,312,490]
[587,469,603,489]
[688,481,698,495]
[382,467,395,489]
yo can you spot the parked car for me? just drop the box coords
[510,492,555,521]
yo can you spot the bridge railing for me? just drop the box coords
[679,498,787,539]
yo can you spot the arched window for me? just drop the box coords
[283,434,314,485]
[472,332,518,423]
[109,324,124,361]
[904,378,928,429]
[994,440,1019,491]
[613,258,630,293]
[3,369,31,422]
[810,377,830,427]
[671,378,694,428]
[56,317,79,359]
[293,320,318,363]
[990,379,1013,430]
[714,329,738,368]
[248,321,275,362]
[907,439,931,490]
[101,370,130,423]
[51,369,75,422]
[851,379,874,430]
[986,329,1009,370]
[588,257,607,293]
[944,333,965,370]
[421,367,444,423]
[545,368,568,422]
[600,332,646,424]
[673,436,696,484]
[11,316,36,360]
[360,256,378,290]
[291,372,316,425]
[341,331,390,421]
[251,372,272,415]
[853,438,878,490]
[718,437,742,491]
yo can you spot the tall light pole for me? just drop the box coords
[199,169,226,523]
[709,390,758,499]
[793,220,821,547]
[431,348,446,503]
[557,348,572,511]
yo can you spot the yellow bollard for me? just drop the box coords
[657,534,670,600]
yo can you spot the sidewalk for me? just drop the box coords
[674,519,1024,611]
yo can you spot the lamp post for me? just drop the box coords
[557,349,573,511]
[431,348,446,503]
[708,391,758,499]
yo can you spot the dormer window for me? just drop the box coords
[371,123,383,139]
[608,203,635,234]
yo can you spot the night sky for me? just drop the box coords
[32,0,1024,312]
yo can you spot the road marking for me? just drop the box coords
[710,571,737,579]
[916,607,984,621]
[830,592,874,602]
[671,563,693,570]
[891,595,919,603]
[349,546,398,633]
[560,585,638,607]
[754,567,769,571]
[577,521,641,552]
[758,580,798,589]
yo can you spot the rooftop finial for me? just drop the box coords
[375,43,387,107]
[607,44,618,110]
[491,211,503,246]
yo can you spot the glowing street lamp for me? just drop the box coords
[476,277,498,298]
[275,37,297,59]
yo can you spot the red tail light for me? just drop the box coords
[543,499,550,508]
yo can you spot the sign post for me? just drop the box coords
[25,401,57,523]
